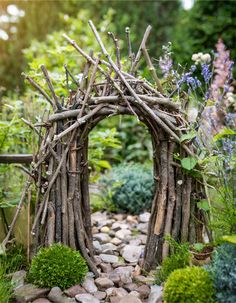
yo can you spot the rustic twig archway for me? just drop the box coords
[2,21,205,275]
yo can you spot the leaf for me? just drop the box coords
[197,199,210,211]
[213,128,236,142]
[193,243,205,252]
[222,235,236,244]
[181,157,198,170]
[180,131,196,142]
[97,160,111,169]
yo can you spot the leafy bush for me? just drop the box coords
[207,243,236,303]
[155,236,191,284]
[28,243,88,289]
[100,163,154,214]
[163,266,215,303]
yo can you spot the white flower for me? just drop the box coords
[177,180,183,185]
[192,54,199,62]
[201,53,211,63]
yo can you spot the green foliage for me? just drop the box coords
[155,236,191,284]
[172,0,236,71]
[0,278,12,303]
[0,243,26,303]
[207,243,236,303]
[100,163,154,214]
[28,243,88,289]
[163,266,215,303]
[181,156,198,171]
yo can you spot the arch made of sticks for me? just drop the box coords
[2,21,205,276]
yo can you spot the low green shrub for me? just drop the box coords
[207,243,236,303]
[155,236,191,284]
[163,266,215,303]
[28,243,88,289]
[100,163,154,214]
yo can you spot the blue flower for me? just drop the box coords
[201,63,212,83]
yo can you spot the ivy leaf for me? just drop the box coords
[180,131,196,142]
[181,157,198,170]
[197,199,210,211]
[222,235,236,244]
[213,128,236,142]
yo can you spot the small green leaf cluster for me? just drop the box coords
[163,266,215,303]
[206,243,236,303]
[100,163,154,214]
[28,243,88,289]
[155,236,191,284]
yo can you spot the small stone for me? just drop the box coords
[139,212,150,223]
[14,284,50,303]
[111,287,128,297]
[115,229,131,240]
[133,265,141,276]
[91,212,107,224]
[122,245,142,263]
[134,275,150,284]
[93,233,111,244]
[129,239,142,246]
[111,237,122,245]
[12,270,27,289]
[48,287,64,303]
[113,214,124,221]
[137,234,147,244]
[136,223,148,234]
[64,285,86,297]
[101,243,117,253]
[119,294,142,303]
[137,284,150,299]
[129,291,140,298]
[95,277,114,290]
[75,293,99,303]
[147,285,163,303]
[92,226,99,234]
[93,240,102,252]
[100,262,112,273]
[108,272,121,285]
[100,254,119,263]
[124,283,138,292]
[93,291,106,300]
[82,278,98,294]
[100,226,110,233]
[127,215,138,223]
[32,299,52,303]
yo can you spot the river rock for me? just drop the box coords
[64,285,86,297]
[32,299,52,303]
[12,270,27,289]
[115,229,131,240]
[48,287,65,303]
[122,245,142,263]
[101,243,117,253]
[100,226,110,233]
[147,285,163,303]
[95,277,114,289]
[137,284,150,299]
[93,291,106,300]
[93,233,111,243]
[136,223,148,234]
[100,253,119,263]
[111,237,122,245]
[14,284,50,303]
[100,262,112,273]
[82,278,98,294]
[75,293,99,303]
[139,212,150,223]
[119,294,142,303]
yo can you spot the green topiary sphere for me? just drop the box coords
[163,266,215,303]
[28,243,88,289]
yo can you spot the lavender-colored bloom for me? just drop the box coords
[177,66,201,93]
[159,42,173,78]
[201,63,212,83]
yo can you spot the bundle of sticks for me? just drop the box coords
[2,21,205,273]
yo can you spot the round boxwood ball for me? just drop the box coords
[163,266,215,303]
[28,243,88,289]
